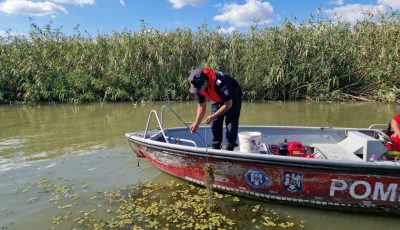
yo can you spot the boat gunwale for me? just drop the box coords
[125,126,400,174]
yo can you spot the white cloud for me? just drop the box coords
[168,0,205,9]
[325,0,400,24]
[0,0,67,16]
[0,30,22,37]
[51,0,95,5]
[378,0,400,10]
[218,26,236,34]
[329,0,344,6]
[0,30,7,37]
[214,0,274,27]
[326,4,385,24]
[119,0,125,6]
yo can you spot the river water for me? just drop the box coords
[0,101,399,229]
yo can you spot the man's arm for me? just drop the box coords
[205,100,232,124]
[190,102,206,133]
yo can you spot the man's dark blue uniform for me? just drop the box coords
[188,69,242,151]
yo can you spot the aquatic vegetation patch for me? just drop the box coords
[29,179,305,229]
[32,178,80,205]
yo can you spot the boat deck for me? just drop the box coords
[134,125,392,163]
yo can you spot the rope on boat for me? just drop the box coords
[203,124,214,230]
[203,163,214,203]
[203,123,213,206]
[128,140,142,167]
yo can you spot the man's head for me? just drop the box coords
[188,69,206,93]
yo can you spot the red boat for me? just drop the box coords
[126,105,400,213]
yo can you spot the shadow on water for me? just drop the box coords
[0,101,399,229]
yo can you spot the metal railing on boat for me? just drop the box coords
[368,124,389,130]
[144,105,198,147]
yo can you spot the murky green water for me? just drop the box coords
[1,101,399,229]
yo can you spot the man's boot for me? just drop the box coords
[226,144,235,151]
[212,143,221,150]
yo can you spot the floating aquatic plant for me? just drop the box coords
[82,181,302,229]
[27,178,304,229]
[32,178,77,205]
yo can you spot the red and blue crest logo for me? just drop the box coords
[245,168,269,188]
[283,172,303,192]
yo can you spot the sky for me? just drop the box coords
[0,0,400,36]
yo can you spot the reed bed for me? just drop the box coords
[0,14,399,104]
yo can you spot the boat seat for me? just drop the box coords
[339,131,387,161]
[312,143,362,161]
[313,131,388,161]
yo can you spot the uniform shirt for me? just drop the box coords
[196,71,241,104]
[394,113,400,123]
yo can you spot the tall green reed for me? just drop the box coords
[0,13,399,104]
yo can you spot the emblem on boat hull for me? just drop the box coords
[284,172,303,192]
[245,168,269,188]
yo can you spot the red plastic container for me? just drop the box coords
[287,141,306,157]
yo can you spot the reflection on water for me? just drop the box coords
[0,103,156,170]
[241,101,398,127]
[1,101,398,161]
[0,101,399,229]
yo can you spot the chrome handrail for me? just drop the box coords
[144,110,169,143]
[368,124,388,129]
[166,136,197,147]
[144,106,199,147]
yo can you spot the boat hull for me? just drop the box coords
[132,140,400,213]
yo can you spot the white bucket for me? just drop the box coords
[238,131,262,153]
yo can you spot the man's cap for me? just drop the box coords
[188,69,206,93]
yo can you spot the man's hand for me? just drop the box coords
[205,115,216,124]
[205,100,231,125]
[190,123,199,133]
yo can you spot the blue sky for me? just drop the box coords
[0,0,399,36]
